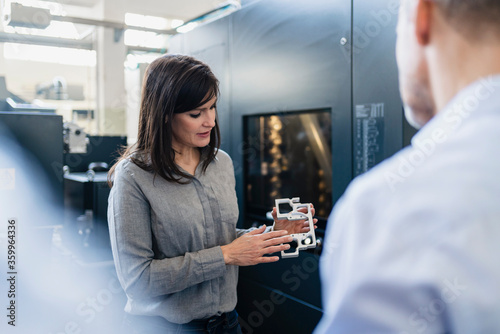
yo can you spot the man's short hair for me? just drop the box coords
[433,0,500,39]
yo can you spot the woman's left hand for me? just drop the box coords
[271,204,318,235]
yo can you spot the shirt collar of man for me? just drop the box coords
[411,74,500,149]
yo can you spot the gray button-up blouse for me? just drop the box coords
[108,150,245,324]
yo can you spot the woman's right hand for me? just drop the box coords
[220,225,293,266]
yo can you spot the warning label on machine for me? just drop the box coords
[354,103,385,176]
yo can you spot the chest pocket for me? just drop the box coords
[210,182,239,226]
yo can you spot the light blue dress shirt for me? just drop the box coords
[315,76,500,334]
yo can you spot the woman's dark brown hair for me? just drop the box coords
[108,54,221,186]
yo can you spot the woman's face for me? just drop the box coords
[171,95,217,152]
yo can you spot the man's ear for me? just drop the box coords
[415,0,433,45]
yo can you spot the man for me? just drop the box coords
[315,0,500,333]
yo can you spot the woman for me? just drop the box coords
[108,54,316,334]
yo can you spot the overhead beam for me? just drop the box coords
[0,32,93,50]
[51,15,178,35]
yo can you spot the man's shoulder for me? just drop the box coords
[341,144,453,220]
[346,147,415,200]
[344,129,500,222]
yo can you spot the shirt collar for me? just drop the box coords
[412,74,500,147]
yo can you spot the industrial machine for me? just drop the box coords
[0,112,64,212]
[169,0,417,332]
[0,110,125,264]
[0,76,57,113]
[63,134,126,263]
[63,170,112,262]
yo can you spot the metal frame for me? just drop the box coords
[275,197,317,258]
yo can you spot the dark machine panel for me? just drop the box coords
[64,135,126,173]
[0,112,64,215]
[352,0,404,176]
[239,250,322,309]
[237,277,322,334]
[230,0,352,207]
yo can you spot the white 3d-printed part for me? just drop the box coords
[275,197,316,258]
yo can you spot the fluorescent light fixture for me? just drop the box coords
[124,53,161,69]
[176,22,198,34]
[170,19,184,29]
[124,29,168,48]
[125,13,169,30]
